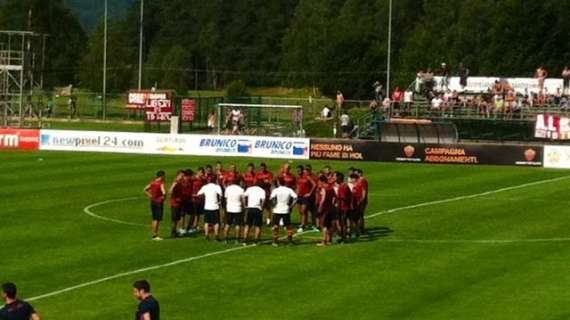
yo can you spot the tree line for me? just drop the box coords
[1,0,569,99]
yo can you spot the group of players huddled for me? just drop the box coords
[144,162,368,246]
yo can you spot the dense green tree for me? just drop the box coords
[0,0,87,87]
[79,19,135,92]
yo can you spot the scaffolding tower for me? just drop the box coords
[0,30,47,127]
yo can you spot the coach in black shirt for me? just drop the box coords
[133,280,159,320]
[0,283,41,320]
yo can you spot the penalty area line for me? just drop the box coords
[28,174,570,303]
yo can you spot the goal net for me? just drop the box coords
[216,103,304,137]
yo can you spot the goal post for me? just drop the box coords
[217,103,304,137]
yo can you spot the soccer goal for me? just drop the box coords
[216,103,305,137]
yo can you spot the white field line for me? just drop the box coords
[84,197,146,227]
[27,175,570,303]
[366,175,570,219]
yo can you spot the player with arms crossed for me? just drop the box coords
[0,282,41,320]
[133,280,159,320]
[223,180,245,244]
[270,178,298,247]
[179,170,194,236]
[197,175,223,241]
[243,180,266,245]
[144,171,166,241]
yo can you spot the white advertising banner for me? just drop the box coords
[433,76,563,95]
[543,145,570,169]
[39,130,310,160]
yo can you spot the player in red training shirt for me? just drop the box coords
[242,163,257,188]
[215,162,226,186]
[296,165,316,232]
[355,169,368,234]
[278,163,297,189]
[187,167,206,233]
[335,172,352,243]
[317,175,337,246]
[205,164,216,183]
[303,164,320,230]
[144,170,166,241]
[255,163,274,225]
[179,169,194,236]
[168,170,185,238]
[224,163,241,187]
[349,173,364,239]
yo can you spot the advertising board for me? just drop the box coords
[543,145,570,169]
[0,129,40,151]
[39,130,310,160]
[310,139,543,166]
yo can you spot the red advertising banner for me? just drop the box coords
[181,99,196,122]
[145,99,173,122]
[127,90,172,110]
[0,129,40,150]
[535,114,570,140]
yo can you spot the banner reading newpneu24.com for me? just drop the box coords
[39,130,310,160]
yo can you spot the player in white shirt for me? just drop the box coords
[197,175,223,241]
[243,181,267,245]
[223,182,245,243]
[270,178,298,246]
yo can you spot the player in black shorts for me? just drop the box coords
[1,282,41,320]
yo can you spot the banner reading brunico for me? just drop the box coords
[310,139,543,166]
[0,129,40,150]
[39,130,310,160]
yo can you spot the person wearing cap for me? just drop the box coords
[0,282,41,320]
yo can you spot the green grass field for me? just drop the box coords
[1,151,570,319]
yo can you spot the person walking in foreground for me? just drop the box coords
[133,280,159,320]
[0,283,41,320]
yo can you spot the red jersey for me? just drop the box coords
[148,180,165,204]
[358,177,369,203]
[279,172,297,189]
[242,172,257,188]
[319,184,336,213]
[224,171,241,186]
[216,170,226,186]
[180,178,193,205]
[255,170,274,194]
[191,176,206,203]
[170,182,183,208]
[297,174,315,197]
[352,182,364,209]
[336,183,352,211]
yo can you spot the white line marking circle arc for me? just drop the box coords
[29,175,570,303]
[84,197,146,227]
